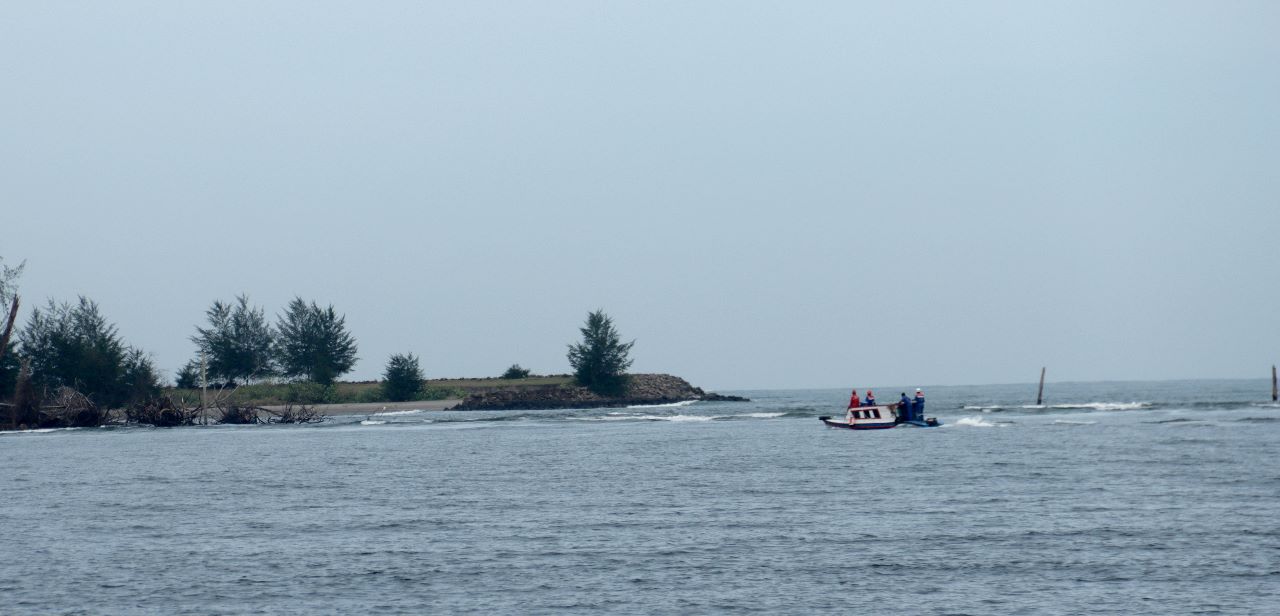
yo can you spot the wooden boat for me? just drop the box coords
[820,403,940,430]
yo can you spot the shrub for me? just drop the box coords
[283,382,336,405]
[501,364,531,379]
[175,359,201,390]
[382,353,424,402]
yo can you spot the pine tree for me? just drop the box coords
[566,309,634,396]
[275,297,358,385]
[191,295,275,385]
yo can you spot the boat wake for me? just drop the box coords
[948,416,1009,428]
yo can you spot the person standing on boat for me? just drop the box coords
[863,390,876,407]
[847,389,859,410]
[898,392,911,422]
[911,388,925,421]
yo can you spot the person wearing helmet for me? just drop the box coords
[911,388,925,421]
[863,390,876,407]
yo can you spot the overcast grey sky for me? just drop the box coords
[3,1,1278,390]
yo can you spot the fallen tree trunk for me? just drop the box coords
[0,295,17,367]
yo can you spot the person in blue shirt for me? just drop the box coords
[898,392,911,422]
[863,390,876,407]
[910,388,925,421]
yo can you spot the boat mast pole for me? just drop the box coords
[1272,365,1277,402]
[1036,366,1046,406]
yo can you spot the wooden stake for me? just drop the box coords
[1272,365,1277,402]
[200,350,208,410]
[1036,366,1046,406]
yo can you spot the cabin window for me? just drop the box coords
[872,409,881,418]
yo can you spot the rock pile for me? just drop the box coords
[452,373,747,411]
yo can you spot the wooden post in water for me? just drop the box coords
[200,351,208,410]
[1036,367,1046,406]
[1272,365,1277,402]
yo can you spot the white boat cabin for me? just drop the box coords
[844,404,899,428]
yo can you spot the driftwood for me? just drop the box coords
[40,387,109,428]
[216,403,262,424]
[125,395,202,427]
[266,403,324,424]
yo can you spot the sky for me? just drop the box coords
[2,1,1278,391]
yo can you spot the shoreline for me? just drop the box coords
[263,399,462,417]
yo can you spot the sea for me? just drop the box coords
[2,379,1278,615]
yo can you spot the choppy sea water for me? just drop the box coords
[2,379,1278,615]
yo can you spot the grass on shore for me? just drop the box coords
[168,375,575,407]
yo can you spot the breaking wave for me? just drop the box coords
[949,416,1007,428]
[574,411,786,423]
[964,402,1155,413]
[626,400,698,409]
[1049,402,1151,411]
[373,409,426,417]
[0,427,83,436]
[575,414,712,422]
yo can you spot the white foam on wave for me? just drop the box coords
[0,427,79,435]
[576,414,714,422]
[373,409,425,416]
[626,400,698,409]
[360,420,387,426]
[1052,419,1097,425]
[1050,402,1150,411]
[742,412,785,418]
[1251,402,1280,408]
[950,416,1004,428]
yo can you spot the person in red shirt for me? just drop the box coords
[847,389,859,409]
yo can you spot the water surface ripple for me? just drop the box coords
[2,380,1278,614]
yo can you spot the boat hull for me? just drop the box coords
[819,416,941,429]
[819,416,897,430]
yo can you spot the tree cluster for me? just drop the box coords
[189,295,358,387]
[17,297,161,410]
[2,253,648,427]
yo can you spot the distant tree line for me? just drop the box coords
[1,253,640,428]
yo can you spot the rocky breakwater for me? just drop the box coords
[452,374,748,411]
